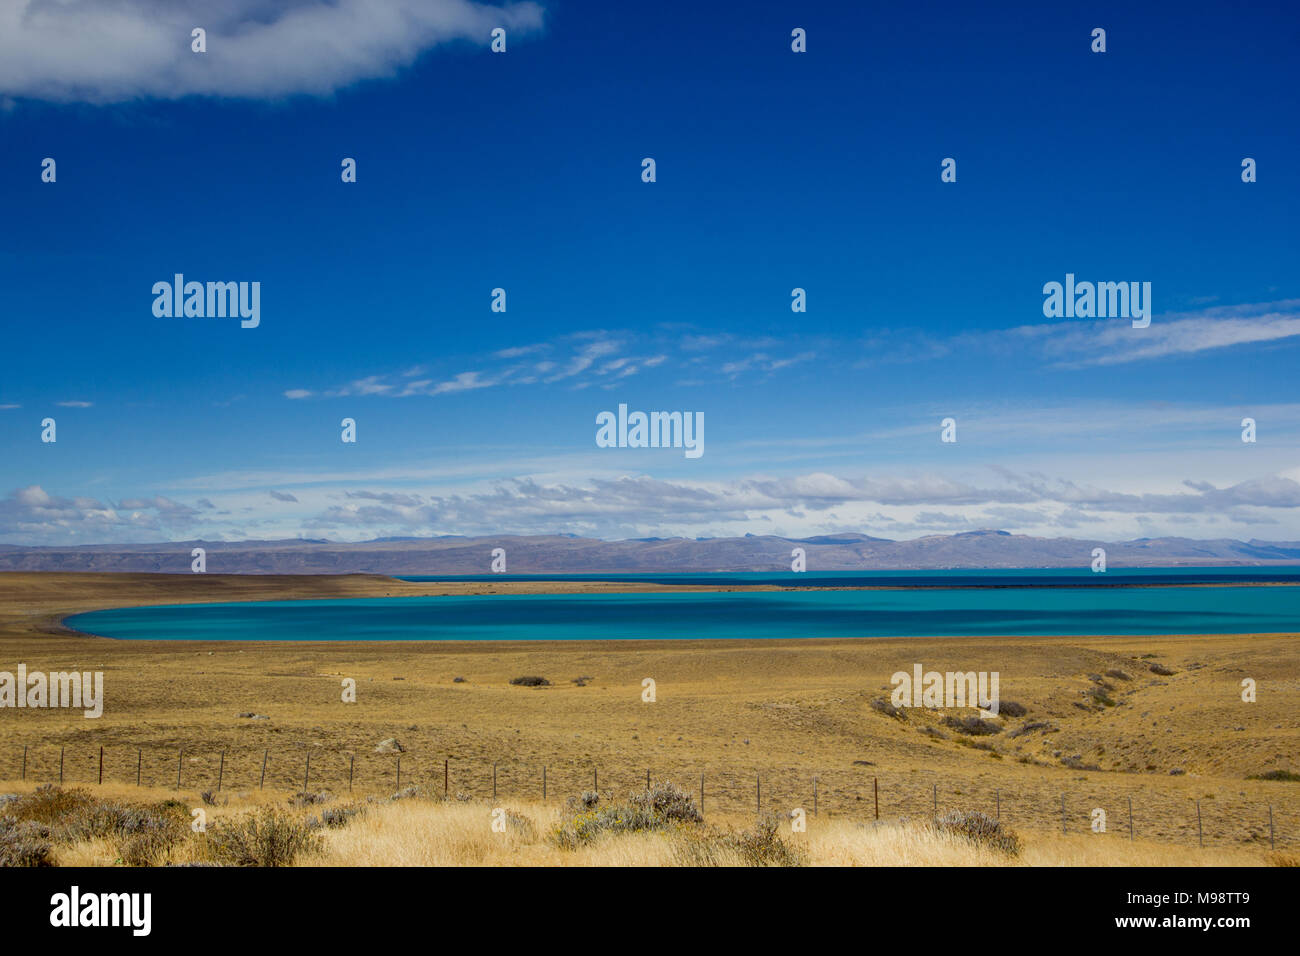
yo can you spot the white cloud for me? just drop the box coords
[0,0,544,103]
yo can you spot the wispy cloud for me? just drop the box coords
[282,329,815,400]
[1011,302,1300,368]
[857,300,1300,370]
[0,0,545,104]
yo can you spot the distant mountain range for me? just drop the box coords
[2,530,1299,574]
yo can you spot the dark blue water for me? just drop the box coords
[398,567,1300,588]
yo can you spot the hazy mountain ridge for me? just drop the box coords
[1,530,1299,574]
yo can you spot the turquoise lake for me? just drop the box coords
[63,569,1300,641]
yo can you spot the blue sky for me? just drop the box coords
[0,0,1298,545]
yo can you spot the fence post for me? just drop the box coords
[217,751,225,792]
[259,750,268,789]
[756,773,761,814]
[493,762,497,801]
[933,783,937,817]
[700,773,705,816]
[21,745,26,781]
[1061,794,1066,834]
[396,756,401,790]
[874,777,879,821]
[349,755,355,793]
[813,775,818,817]
[59,747,64,785]
[1196,800,1203,848]
[444,759,449,798]
[1129,796,1134,841]
[542,765,546,801]
[304,752,311,792]
[98,746,103,785]
[1269,805,1275,850]
[646,768,651,791]
[136,749,142,787]
[593,769,597,794]
[996,789,1000,821]
[176,749,182,790]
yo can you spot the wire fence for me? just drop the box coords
[3,743,1292,850]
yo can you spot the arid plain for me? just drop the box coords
[1,572,1297,863]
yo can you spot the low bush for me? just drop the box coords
[207,808,321,867]
[0,817,53,867]
[933,810,1021,856]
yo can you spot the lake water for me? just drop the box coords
[64,568,1300,640]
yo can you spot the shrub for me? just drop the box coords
[207,808,321,867]
[996,700,1027,718]
[501,810,536,841]
[1149,663,1176,676]
[1106,668,1132,681]
[1249,769,1300,782]
[933,810,1021,856]
[552,782,702,848]
[1009,721,1054,738]
[870,697,906,719]
[0,817,53,867]
[509,676,550,687]
[726,813,806,867]
[314,806,364,829]
[941,715,1001,736]
[4,785,97,825]
[289,791,332,808]
[1061,755,1101,771]
[630,781,703,825]
[0,786,189,867]
[1086,687,1116,707]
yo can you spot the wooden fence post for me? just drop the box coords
[217,751,225,792]
[700,773,705,816]
[874,777,879,821]
[493,762,497,801]
[1061,794,1066,834]
[1129,796,1134,841]
[59,747,64,785]
[813,775,818,817]
[176,749,182,790]
[98,746,103,785]
[1268,805,1275,850]
[259,750,268,789]
[349,755,355,793]
[396,755,401,790]
[136,749,142,787]
[303,752,311,792]
[1196,800,1203,848]
[21,745,26,781]
[542,765,546,801]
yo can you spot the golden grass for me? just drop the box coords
[0,779,1280,866]
[303,799,1273,867]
